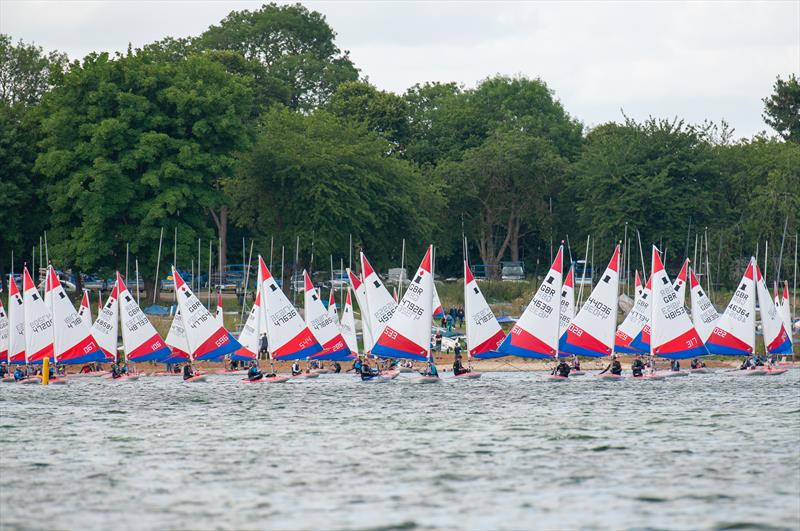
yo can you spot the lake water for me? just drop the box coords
[1,371,799,530]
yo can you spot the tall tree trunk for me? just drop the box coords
[73,265,83,295]
[210,206,228,273]
[509,211,521,262]
[144,278,160,306]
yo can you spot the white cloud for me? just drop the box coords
[1,0,797,138]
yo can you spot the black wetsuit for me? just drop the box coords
[183,365,194,380]
[555,362,571,377]
[631,359,644,377]
[453,358,469,376]
[333,362,341,374]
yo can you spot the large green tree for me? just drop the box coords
[197,2,358,111]
[227,106,444,274]
[436,130,566,276]
[328,81,410,152]
[35,50,255,298]
[762,74,800,143]
[570,118,726,273]
[0,35,66,289]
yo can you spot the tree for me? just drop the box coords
[197,3,358,111]
[226,106,444,273]
[436,130,566,276]
[570,118,725,271]
[762,74,800,143]
[35,50,255,298]
[328,81,409,151]
[0,34,67,107]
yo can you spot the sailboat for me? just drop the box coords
[303,270,352,361]
[648,247,706,374]
[465,261,505,362]
[0,298,9,377]
[173,267,240,364]
[258,259,323,378]
[628,258,687,355]
[372,245,437,383]
[615,275,652,354]
[360,252,397,348]
[346,269,374,355]
[776,281,796,365]
[118,272,170,364]
[46,266,103,366]
[6,276,26,368]
[22,266,54,365]
[498,245,563,361]
[754,262,791,375]
[91,281,121,365]
[234,261,286,383]
[689,268,720,346]
[634,270,643,299]
[339,288,360,359]
[705,258,765,375]
[559,245,621,379]
[163,308,191,369]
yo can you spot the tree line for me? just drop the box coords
[1,3,798,297]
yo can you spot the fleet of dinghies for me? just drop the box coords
[0,241,796,385]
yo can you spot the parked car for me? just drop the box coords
[82,274,107,291]
[501,261,525,281]
[386,268,408,287]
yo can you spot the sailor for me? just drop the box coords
[570,355,581,371]
[631,355,645,377]
[183,364,195,380]
[13,367,25,381]
[740,355,754,370]
[351,357,363,374]
[453,353,469,376]
[690,358,706,369]
[259,333,269,357]
[360,359,379,379]
[599,355,623,375]
[454,342,462,359]
[111,364,123,379]
[333,361,341,373]
[553,358,571,378]
[291,361,302,376]
[247,361,263,381]
[423,361,439,378]
[670,359,681,372]
[0,363,7,378]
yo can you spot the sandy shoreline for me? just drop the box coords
[59,354,752,375]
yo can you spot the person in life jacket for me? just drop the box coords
[360,359,380,380]
[600,355,622,375]
[570,355,581,371]
[670,359,681,372]
[552,359,571,377]
[13,367,25,381]
[111,364,123,379]
[631,355,645,377]
[739,356,754,370]
[247,361,263,381]
[183,364,195,380]
[291,361,302,376]
[333,361,341,373]
[754,356,765,367]
[422,361,439,378]
[351,357,363,374]
[259,333,269,357]
[0,363,7,378]
[453,353,470,375]
[690,358,706,369]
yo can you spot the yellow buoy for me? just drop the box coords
[42,358,49,386]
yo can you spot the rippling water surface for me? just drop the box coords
[1,370,799,530]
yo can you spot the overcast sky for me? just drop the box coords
[2,1,798,138]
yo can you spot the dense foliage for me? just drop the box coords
[0,3,797,292]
